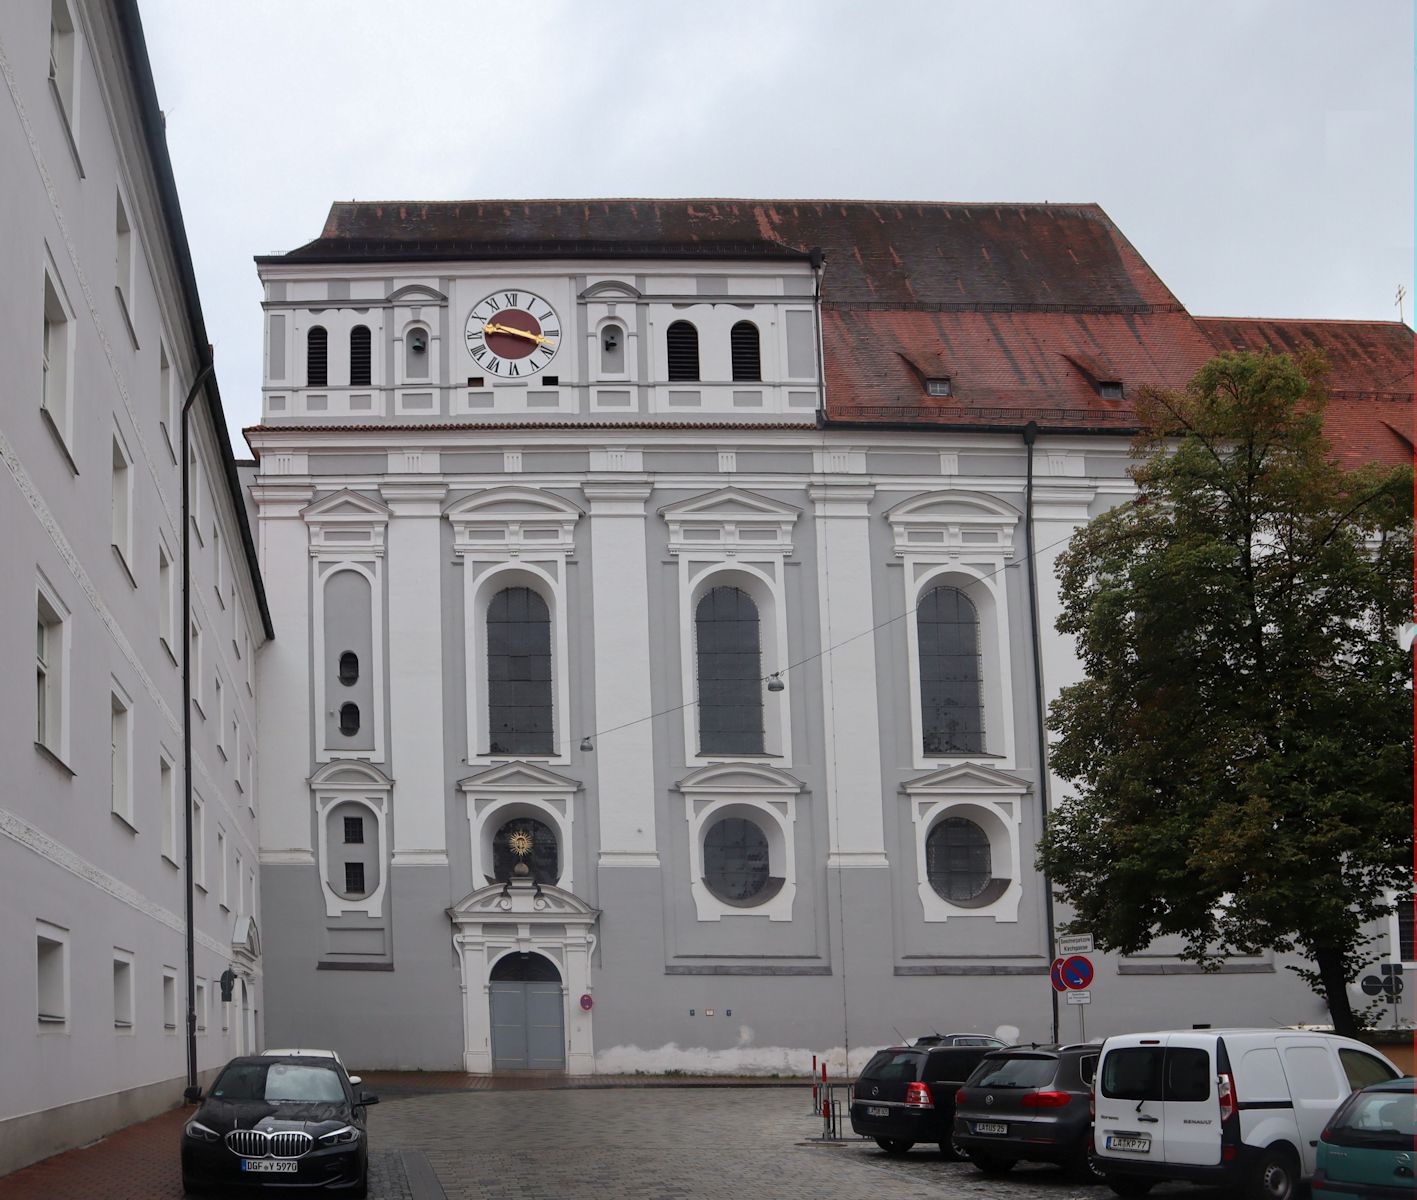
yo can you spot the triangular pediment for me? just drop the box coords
[902,762,1031,795]
[444,486,583,521]
[675,761,804,794]
[448,880,600,923]
[887,490,1020,525]
[387,283,447,304]
[231,915,261,960]
[458,760,580,794]
[659,487,801,523]
[301,488,391,522]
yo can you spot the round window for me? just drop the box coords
[703,817,770,903]
[925,817,991,902]
[492,817,558,885]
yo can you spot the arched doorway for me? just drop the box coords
[489,952,566,1071]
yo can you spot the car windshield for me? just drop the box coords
[211,1062,346,1104]
[1327,1090,1416,1149]
[970,1055,1056,1088]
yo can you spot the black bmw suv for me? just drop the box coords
[850,1044,996,1156]
[953,1043,1103,1179]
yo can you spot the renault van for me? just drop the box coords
[1093,1029,1400,1200]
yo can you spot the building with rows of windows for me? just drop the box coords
[246,199,1413,1074]
[0,0,271,1174]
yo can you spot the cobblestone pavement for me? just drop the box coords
[368,1087,1230,1200]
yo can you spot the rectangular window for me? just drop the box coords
[344,862,366,895]
[41,264,74,452]
[159,342,174,455]
[343,816,364,844]
[36,579,68,759]
[159,754,177,863]
[231,715,240,779]
[213,525,224,604]
[114,190,133,319]
[192,796,205,890]
[37,922,68,1027]
[235,852,244,914]
[217,827,228,909]
[162,968,177,1032]
[110,433,133,570]
[48,0,76,129]
[112,951,133,1030]
[1399,895,1414,961]
[190,620,204,714]
[195,979,207,1034]
[110,686,132,825]
[158,541,175,655]
[244,747,254,809]
[188,443,203,543]
[214,673,225,757]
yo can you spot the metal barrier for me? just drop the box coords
[809,1081,856,1142]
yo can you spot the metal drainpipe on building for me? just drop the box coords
[1022,421,1061,1045]
[180,360,216,1092]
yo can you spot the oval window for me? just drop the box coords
[338,651,359,686]
[338,703,361,737]
[703,817,770,903]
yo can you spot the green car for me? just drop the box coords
[1315,1075,1415,1200]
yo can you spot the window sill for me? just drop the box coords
[193,699,206,721]
[160,635,178,668]
[218,902,230,913]
[35,741,75,777]
[162,851,180,869]
[39,404,79,475]
[194,881,207,894]
[48,78,84,178]
[160,421,176,464]
[115,286,139,350]
[112,809,138,834]
[217,746,228,762]
[112,544,137,588]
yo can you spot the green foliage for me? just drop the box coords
[1038,350,1413,1033]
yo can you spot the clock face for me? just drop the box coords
[463,289,561,378]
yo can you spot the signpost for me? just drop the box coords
[1051,946,1096,1040]
[1057,934,1094,956]
[1066,990,1091,1006]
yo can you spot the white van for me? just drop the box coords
[1093,1029,1401,1200]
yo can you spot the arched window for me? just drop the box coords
[730,321,761,382]
[703,816,770,903]
[337,651,359,686]
[489,952,561,983]
[405,325,429,379]
[338,703,360,736]
[925,817,991,902]
[349,325,371,386]
[487,587,553,755]
[491,817,559,884]
[666,321,699,382]
[918,585,984,755]
[307,326,328,387]
[696,586,763,755]
[600,323,625,374]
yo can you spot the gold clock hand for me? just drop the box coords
[483,322,555,346]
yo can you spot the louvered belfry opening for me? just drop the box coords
[666,320,699,382]
[730,321,761,381]
[306,326,328,387]
[349,325,372,386]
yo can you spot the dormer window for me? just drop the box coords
[926,378,952,397]
[1099,380,1123,400]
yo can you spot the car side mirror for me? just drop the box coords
[183,1086,203,1104]
[359,1093,379,1106]
[348,1075,362,1086]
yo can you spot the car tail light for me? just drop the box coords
[1022,1090,1072,1108]
[904,1082,934,1108]
[1217,1072,1237,1123]
[955,1088,968,1106]
[1088,1089,1095,1120]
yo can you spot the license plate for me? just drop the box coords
[866,1106,890,1117]
[974,1122,1008,1135]
[241,1160,299,1174]
[1106,1135,1152,1153]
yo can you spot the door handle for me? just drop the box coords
[1137,1116,1159,1124]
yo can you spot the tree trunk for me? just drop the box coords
[1315,946,1359,1036]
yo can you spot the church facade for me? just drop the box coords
[245,200,1413,1073]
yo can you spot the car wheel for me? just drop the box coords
[1247,1147,1297,1200]
[1072,1143,1109,1182]
[939,1134,968,1161]
[1107,1178,1154,1197]
[970,1153,1017,1175]
[874,1137,914,1155]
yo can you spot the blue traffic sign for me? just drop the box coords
[1061,955,1094,990]
[1050,957,1068,992]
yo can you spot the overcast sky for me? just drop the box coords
[138,0,1415,452]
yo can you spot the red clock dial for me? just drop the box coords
[464,290,561,378]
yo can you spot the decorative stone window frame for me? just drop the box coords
[676,762,803,923]
[459,760,580,894]
[302,490,388,765]
[660,488,798,767]
[446,487,582,767]
[903,763,1027,923]
[311,760,391,918]
[887,490,1020,771]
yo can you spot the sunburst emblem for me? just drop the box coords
[507,828,535,859]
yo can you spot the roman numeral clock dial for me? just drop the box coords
[463,290,561,378]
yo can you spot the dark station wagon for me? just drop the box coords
[850,1044,996,1156]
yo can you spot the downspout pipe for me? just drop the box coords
[1023,421,1061,1044]
[181,360,216,1091]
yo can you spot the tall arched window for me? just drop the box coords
[307,326,328,387]
[918,585,984,754]
[666,321,699,382]
[730,321,761,382]
[696,586,763,754]
[349,325,371,386]
[487,587,553,755]
[925,817,991,902]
